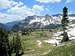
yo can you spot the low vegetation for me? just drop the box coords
[0,28,75,56]
[45,41,75,56]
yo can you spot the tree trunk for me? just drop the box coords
[61,31,69,42]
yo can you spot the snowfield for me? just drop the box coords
[44,24,75,46]
[44,39,59,46]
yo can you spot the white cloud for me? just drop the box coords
[0,0,33,23]
[7,4,35,16]
[36,0,61,3]
[0,0,48,23]
[7,4,45,18]
[0,6,35,23]
[0,0,44,23]
[66,0,74,3]
[32,5,45,15]
[0,13,12,23]
[0,0,10,8]
[0,0,18,8]
[32,5,44,11]
[0,12,26,23]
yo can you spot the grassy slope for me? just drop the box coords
[9,30,54,56]
[21,30,54,56]
[45,41,75,56]
[9,30,75,56]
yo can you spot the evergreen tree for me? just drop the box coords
[0,28,9,56]
[15,32,24,56]
[61,6,69,42]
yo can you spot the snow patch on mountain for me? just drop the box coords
[29,15,62,26]
[0,14,75,30]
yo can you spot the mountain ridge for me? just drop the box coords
[0,14,75,31]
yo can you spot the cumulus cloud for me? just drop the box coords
[32,5,44,11]
[0,0,18,8]
[36,0,61,3]
[0,0,45,23]
[0,12,13,23]
[8,5,35,16]
[0,0,33,23]
[0,12,26,23]
[32,5,45,15]
[66,0,74,3]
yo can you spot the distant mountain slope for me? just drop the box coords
[69,14,75,17]
[5,21,20,30]
[11,15,59,30]
[0,23,6,29]
[0,14,75,31]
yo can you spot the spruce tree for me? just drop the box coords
[0,28,9,56]
[15,32,24,56]
[61,6,69,42]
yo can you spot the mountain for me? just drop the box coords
[5,21,20,30]
[69,14,75,17]
[1,14,75,31]
[52,14,75,17]
[11,14,62,30]
[0,23,7,29]
[52,14,62,17]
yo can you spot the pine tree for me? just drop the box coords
[0,28,9,56]
[15,32,24,56]
[61,6,69,42]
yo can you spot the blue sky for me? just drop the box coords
[0,0,75,23]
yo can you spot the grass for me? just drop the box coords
[45,41,75,56]
[9,30,54,56]
[8,29,75,56]
[20,30,54,56]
